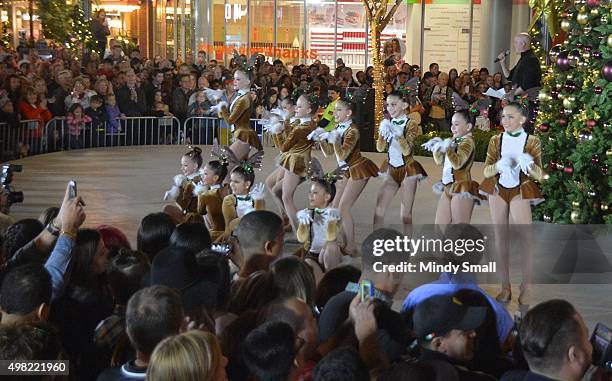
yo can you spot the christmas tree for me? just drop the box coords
[534,0,611,224]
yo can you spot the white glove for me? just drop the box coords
[324,208,340,222]
[495,156,514,174]
[250,182,265,200]
[173,174,186,187]
[517,153,534,175]
[500,165,520,184]
[422,137,442,152]
[320,130,339,144]
[265,121,284,135]
[390,125,404,139]
[307,127,326,141]
[204,89,225,104]
[297,209,313,225]
[192,182,207,197]
[210,101,228,115]
[435,138,453,154]
[379,119,393,141]
[269,108,287,121]
[164,186,180,201]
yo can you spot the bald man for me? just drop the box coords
[497,33,541,132]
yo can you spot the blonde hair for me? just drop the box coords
[146,331,223,381]
[94,79,113,96]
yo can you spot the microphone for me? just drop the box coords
[494,50,510,63]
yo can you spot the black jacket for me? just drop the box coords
[116,85,147,117]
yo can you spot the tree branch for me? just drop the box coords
[381,0,403,28]
[364,0,373,22]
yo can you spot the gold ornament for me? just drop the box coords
[590,7,599,16]
[601,204,609,211]
[563,96,576,109]
[577,12,589,25]
[561,19,572,31]
[570,210,583,224]
[608,34,612,48]
[607,148,612,157]
[572,201,580,208]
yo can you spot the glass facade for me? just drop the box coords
[153,0,531,72]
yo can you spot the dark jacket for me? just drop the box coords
[116,85,147,117]
[170,88,193,121]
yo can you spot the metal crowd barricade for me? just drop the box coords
[5,116,270,158]
[183,117,223,146]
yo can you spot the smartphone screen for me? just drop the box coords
[359,280,373,302]
[68,180,77,200]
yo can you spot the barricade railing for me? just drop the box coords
[2,116,272,159]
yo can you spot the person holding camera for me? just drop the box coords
[501,299,594,381]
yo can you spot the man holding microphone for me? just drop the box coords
[497,33,542,133]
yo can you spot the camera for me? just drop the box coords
[591,323,612,366]
[1,164,24,208]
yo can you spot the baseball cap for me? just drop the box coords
[413,294,486,342]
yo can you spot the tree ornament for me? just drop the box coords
[590,7,599,16]
[538,91,551,102]
[549,44,563,59]
[539,123,551,133]
[564,166,574,174]
[559,118,568,127]
[568,49,581,67]
[586,119,597,129]
[572,201,581,208]
[564,80,577,92]
[607,149,612,157]
[601,15,608,25]
[571,210,583,224]
[583,26,592,35]
[561,19,572,31]
[574,0,587,5]
[578,129,593,142]
[591,154,600,164]
[602,165,609,175]
[551,89,559,99]
[595,86,603,94]
[562,96,576,110]
[603,204,610,212]
[608,34,612,48]
[586,0,600,7]
[557,52,571,71]
[603,61,612,82]
[581,49,591,60]
[577,12,589,25]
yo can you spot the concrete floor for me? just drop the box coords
[8,145,612,328]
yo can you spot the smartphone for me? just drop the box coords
[359,279,374,302]
[210,243,231,257]
[68,180,77,200]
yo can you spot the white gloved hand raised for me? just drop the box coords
[307,127,327,141]
[421,137,442,152]
[495,156,514,174]
[250,182,266,200]
[517,152,534,175]
[297,209,313,225]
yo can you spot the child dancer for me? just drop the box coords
[212,68,263,162]
[266,93,318,232]
[296,175,341,283]
[221,165,266,240]
[264,97,297,230]
[66,103,92,149]
[195,160,230,241]
[480,102,544,304]
[163,146,204,224]
[422,109,482,224]
[373,91,427,234]
[309,97,379,255]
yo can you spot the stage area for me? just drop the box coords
[7,146,612,327]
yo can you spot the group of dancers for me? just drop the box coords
[162,67,545,304]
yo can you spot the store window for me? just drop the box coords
[276,0,305,65]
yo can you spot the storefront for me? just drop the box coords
[153,0,532,72]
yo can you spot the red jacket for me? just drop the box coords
[18,101,53,139]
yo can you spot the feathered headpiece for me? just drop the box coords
[307,157,345,184]
[211,139,264,174]
[233,50,258,74]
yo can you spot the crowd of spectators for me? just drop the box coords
[0,39,513,157]
[0,181,608,381]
